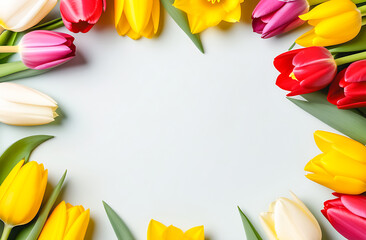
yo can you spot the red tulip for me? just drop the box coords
[328,60,366,109]
[274,47,337,96]
[60,0,106,33]
[322,193,366,240]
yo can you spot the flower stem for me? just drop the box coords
[359,5,366,16]
[0,225,12,240]
[353,0,366,4]
[307,0,328,5]
[0,27,4,35]
[335,51,366,65]
[0,46,18,53]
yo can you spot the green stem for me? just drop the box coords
[359,5,366,16]
[363,17,366,26]
[0,225,12,240]
[307,0,328,6]
[0,61,29,77]
[353,0,366,4]
[335,51,366,65]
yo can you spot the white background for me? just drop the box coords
[0,1,345,239]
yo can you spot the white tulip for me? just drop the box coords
[0,82,58,126]
[260,192,322,240]
[0,0,57,33]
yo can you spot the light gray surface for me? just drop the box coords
[0,3,344,240]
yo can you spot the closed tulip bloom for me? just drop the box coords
[173,0,244,34]
[60,0,106,33]
[260,192,322,240]
[39,201,90,240]
[305,130,366,195]
[0,160,48,226]
[322,193,366,240]
[19,30,76,70]
[114,0,160,40]
[0,82,58,126]
[148,219,204,240]
[0,0,57,32]
[252,0,309,39]
[328,60,366,109]
[274,46,337,96]
[296,0,362,47]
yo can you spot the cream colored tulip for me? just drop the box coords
[260,192,322,240]
[0,82,58,126]
[0,0,57,33]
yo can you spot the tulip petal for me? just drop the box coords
[124,0,153,34]
[346,60,366,83]
[223,4,241,22]
[38,201,67,240]
[164,226,184,239]
[341,195,366,219]
[299,0,357,20]
[328,70,346,105]
[252,0,284,19]
[259,212,278,240]
[0,160,24,202]
[147,219,167,240]
[184,226,204,240]
[64,209,90,240]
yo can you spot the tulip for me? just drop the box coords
[0,0,57,33]
[328,60,366,109]
[114,0,160,40]
[322,193,366,240]
[0,82,58,126]
[0,160,47,240]
[39,201,90,240]
[148,219,204,240]
[305,130,366,195]
[60,0,106,33]
[173,0,244,34]
[274,46,337,96]
[260,192,322,240]
[296,0,362,47]
[252,0,309,39]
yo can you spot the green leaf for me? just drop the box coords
[31,18,64,31]
[103,201,135,240]
[15,171,67,240]
[329,26,366,53]
[0,67,52,82]
[0,135,54,185]
[288,92,366,144]
[160,0,204,53]
[0,31,18,61]
[0,61,29,78]
[238,207,263,240]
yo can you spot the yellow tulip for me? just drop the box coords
[173,0,244,34]
[114,0,160,40]
[147,219,204,240]
[39,201,90,240]
[305,130,366,194]
[296,0,362,47]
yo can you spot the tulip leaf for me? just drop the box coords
[0,31,18,62]
[0,67,52,82]
[0,135,54,185]
[328,26,366,53]
[238,207,263,240]
[15,170,67,240]
[160,0,204,53]
[31,18,64,31]
[103,201,135,240]
[0,61,29,78]
[288,92,366,144]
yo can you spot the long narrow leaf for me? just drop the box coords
[160,0,204,53]
[0,135,54,185]
[15,171,67,240]
[0,67,52,82]
[103,202,135,240]
[288,92,366,144]
[238,207,262,240]
[31,17,64,31]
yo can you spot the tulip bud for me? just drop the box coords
[328,60,366,109]
[305,130,366,195]
[0,160,48,227]
[0,0,57,32]
[114,0,160,39]
[296,0,362,47]
[0,82,58,126]
[252,0,309,39]
[60,0,106,33]
[39,201,90,240]
[322,193,366,240]
[274,47,337,96]
[148,219,204,240]
[260,192,322,240]
[19,30,76,70]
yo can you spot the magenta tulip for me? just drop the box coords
[20,30,76,70]
[252,0,309,38]
[322,193,366,240]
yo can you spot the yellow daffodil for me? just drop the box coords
[147,219,204,240]
[173,0,244,34]
[305,130,366,194]
[39,201,90,240]
[296,0,362,47]
[114,0,160,40]
[0,160,47,240]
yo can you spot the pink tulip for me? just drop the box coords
[20,30,76,70]
[252,0,309,38]
[322,193,366,240]
[60,0,106,33]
